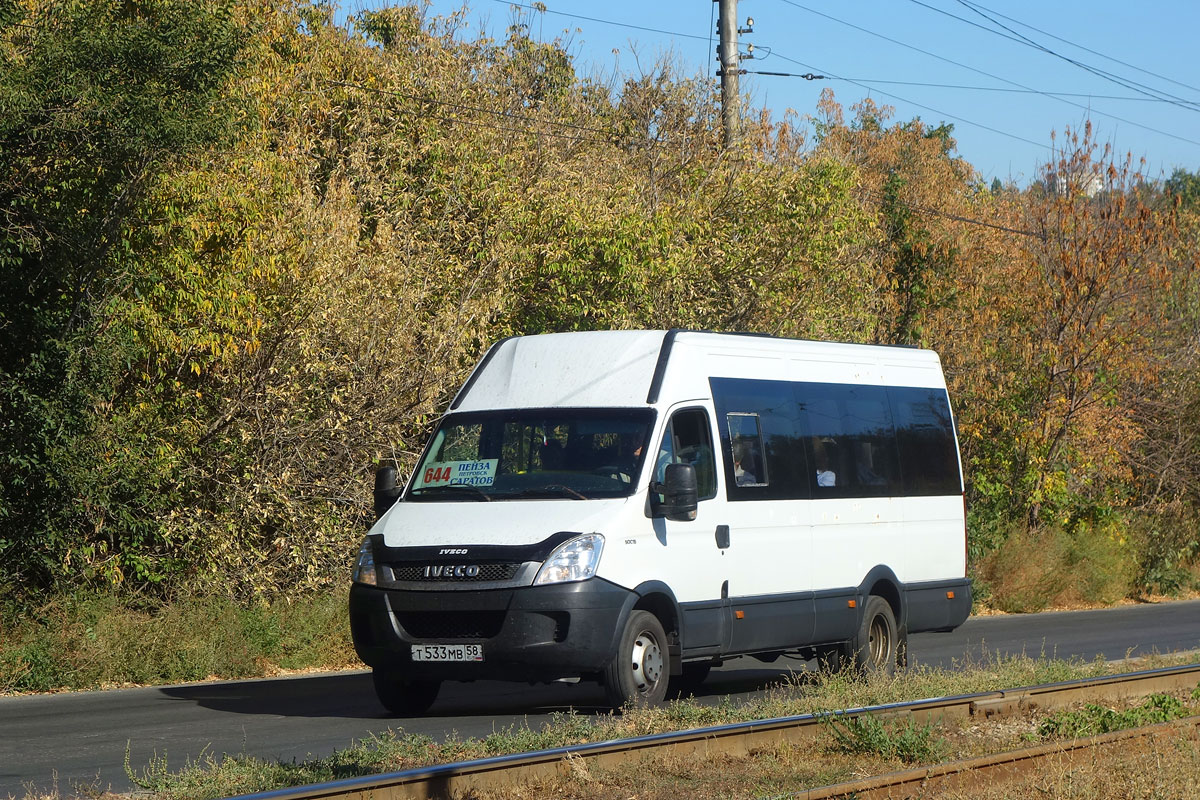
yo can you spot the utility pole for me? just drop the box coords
[717,0,740,146]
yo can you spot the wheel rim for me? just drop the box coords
[868,613,890,666]
[630,628,664,693]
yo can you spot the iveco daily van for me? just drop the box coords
[349,330,971,713]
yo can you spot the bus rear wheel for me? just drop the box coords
[848,596,900,675]
[603,610,670,709]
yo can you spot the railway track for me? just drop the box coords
[233,663,1200,800]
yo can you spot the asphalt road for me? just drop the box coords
[2,599,1199,798]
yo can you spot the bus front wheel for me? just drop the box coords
[371,669,441,716]
[603,610,670,709]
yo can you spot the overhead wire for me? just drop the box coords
[858,188,1044,239]
[746,74,1166,101]
[905,0,1195,108]
[962,0,1200,97]
[776,0,1200,148]
[766,49,1050,149]
[932,0,1200,111]
[471,1,1054,149]
[487,0,710,43]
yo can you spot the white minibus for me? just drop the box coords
[349,330,971,713]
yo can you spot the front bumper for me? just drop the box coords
[349,578,637,682]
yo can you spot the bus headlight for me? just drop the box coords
[533,533,605,585]
[352,536,378,586]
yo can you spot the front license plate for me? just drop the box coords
[411,643,484,662]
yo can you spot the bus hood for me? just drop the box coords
[372,497,635,549]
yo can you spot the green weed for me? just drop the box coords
[820,712,947,764]
[1037,692,1194,739]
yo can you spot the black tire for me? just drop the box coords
[371,669,441,716]
[847,596,900,676]
[603,610,670,709]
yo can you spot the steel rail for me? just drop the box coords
[798,714,1200,799]
[229,663,1200,800]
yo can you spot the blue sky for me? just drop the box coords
[343,1,1200,186]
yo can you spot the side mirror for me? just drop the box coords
[652,462,699,522]
[374,465,401,520]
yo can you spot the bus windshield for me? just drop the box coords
[406,408,655,501]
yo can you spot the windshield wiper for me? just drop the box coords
[513,484,590,500]
[410,484,493,501]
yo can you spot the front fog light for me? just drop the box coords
[533,533,605,585]
[352,536,377,586]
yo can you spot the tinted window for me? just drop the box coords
[798,383,902,498]
[710,377,962,501]
[888,387,962,495]
[726,413,767,486]
[710,378,809,500]
[655,408,717,500]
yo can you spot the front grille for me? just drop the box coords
[390,563,521,582]
[396,610,506,640]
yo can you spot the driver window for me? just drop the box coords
[657,409,717,500]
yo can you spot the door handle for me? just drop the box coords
[715,524,730,550]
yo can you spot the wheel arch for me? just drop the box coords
[857,565,904,628]
[630,580,681,637]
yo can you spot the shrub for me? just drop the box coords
[0,591,355,693]
[978,522,1135,612]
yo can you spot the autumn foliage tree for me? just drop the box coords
[0,1,1196,606]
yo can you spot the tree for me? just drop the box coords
[1165,167,1200,210]
[1008,124,1178,524]
[0,0,243,595]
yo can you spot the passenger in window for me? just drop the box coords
[856,447,886,486]
[732,440,757,485]
[814,440,837,487]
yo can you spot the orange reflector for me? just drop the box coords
[848,599,856,609]
[735,610,745,619]
[947,591,955,599]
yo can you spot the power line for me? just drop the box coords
[962,0,1200,97]
[768,50,1050,150]
[753,73,1173,101]
[859,188,1044,239]
[427,2,1199,150]
[775,0,1200,148]
[940,0,1200,112]
[487,0,710,43]
[905,0,1198,109]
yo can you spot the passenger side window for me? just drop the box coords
[888,387,962,495]
[725,413,767,486]
[709,377,809,501]
[656,409,717,500]
[800,385,901,497]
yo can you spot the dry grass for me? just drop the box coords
[0,591,357,695]
[9,655,1198,800]
[462,689,1200,800]
[928,733,1200,799]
